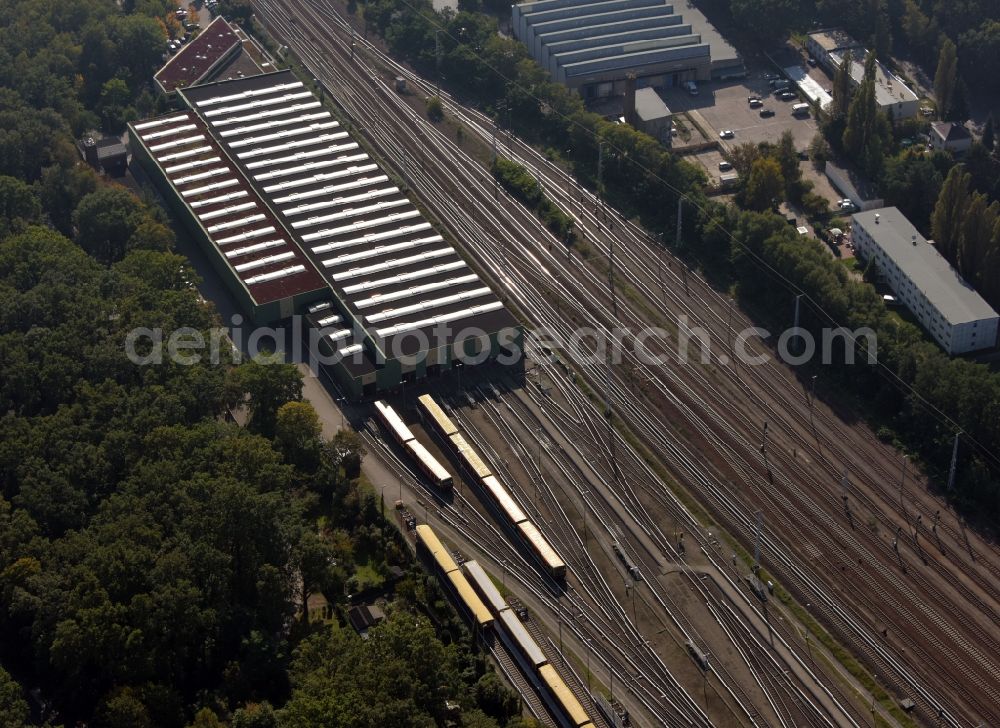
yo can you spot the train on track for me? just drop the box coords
[375,400,453,490]
[415,524,493,631]
[462,558,594,728]
[417,522,593,728]
[417,394,567,580]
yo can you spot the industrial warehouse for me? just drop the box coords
[129,70,522,399]
[511,0,743,98]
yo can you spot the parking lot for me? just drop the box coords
[660,76,819,153]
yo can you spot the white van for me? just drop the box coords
[791,103,810,116]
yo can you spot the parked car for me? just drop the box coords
[759,108,775,118]
[838,199,856,211]
[807,57,818,67]
[778,90,798,101]
[719,161,733,171]
[748,96,762,107]
[683,80,699,96]
[883,294,900,306]
[719,129,735,139]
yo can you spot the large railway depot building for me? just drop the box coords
[129,70,522,399]
[512,0,743,98]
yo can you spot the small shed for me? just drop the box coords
[632,87,672,143]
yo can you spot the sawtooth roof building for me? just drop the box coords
[512,0,742,99]
[130,70,522,398]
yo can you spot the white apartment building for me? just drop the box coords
[852,207,999,355]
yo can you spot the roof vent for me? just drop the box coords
[912,234,917,246]
[875,213,880,224]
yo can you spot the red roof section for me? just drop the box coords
[155,16,240,93]
[131,110,327,306]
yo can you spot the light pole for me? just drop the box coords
[899,454,908,512]
[809,374,817,431]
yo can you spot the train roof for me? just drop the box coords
[417,393,459,436]
[461,560,509,614]
[538,664,590,727]
[482,475,528,526]
[449,433,492,479]
[406,440,451,483]
[498,609,548,669]
[447,570,494,629]
[415,524,459,574]
[375,399,415,443]
[517,520,566,574]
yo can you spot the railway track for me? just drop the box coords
[250,2,1000,724]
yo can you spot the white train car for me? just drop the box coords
[405,439,453,490]
[374,399,415,445]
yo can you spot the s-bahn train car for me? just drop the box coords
[415,525,493,631]
[481,475,529,526]
[375,399,415,446]
[539,664,592,728]
[417,393,459,439]
[374,400,452,490]
[449,432,493,481]
[406,439,453,490]
[517,520,567,580]
[464,559,593,727]
[461,559,509,615]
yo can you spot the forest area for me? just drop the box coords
[0,1,530,726]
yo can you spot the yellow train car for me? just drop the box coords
[449,432,492,480]
[446,570,494,631]
[417,393,459,438]
[517,520,567,580]
[415,524,459,574]
[538,664,590,728]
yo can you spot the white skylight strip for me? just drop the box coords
[316,313,343,326]
[198,201,257,221]
[134,114,190,131]
[225,239,286,259]
[354,274,480,310]
[301,210,421,242]
[365,287,492,324]
[191,190,249,209]
[313,231,440,256]
[203,91,313,118]
[342,260,468,295]
[219,112,331,138]
[244,264,306,285]
[212,101,323,127]
[216,226,277,245]
[282,186,399,217]
[338,343,363,356]
[236,134,351,159]
[290,199,411,230]
[246,146,342,170]
[196,81,304,107]
[321,238,432,268]
[272,175,389,205]
[228,123,342,149]
[330,248,454,282]
[143,123,197,140]
[166,156,222,174]
[158,145,213,162]
[181,179,239,197]
[256,157,371,185]
[173,167,231,185]
[206,214,267,233]
[326,329,352,343]
[375,301,505,338]
[234,251,296,272]
[149,134,206,152]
